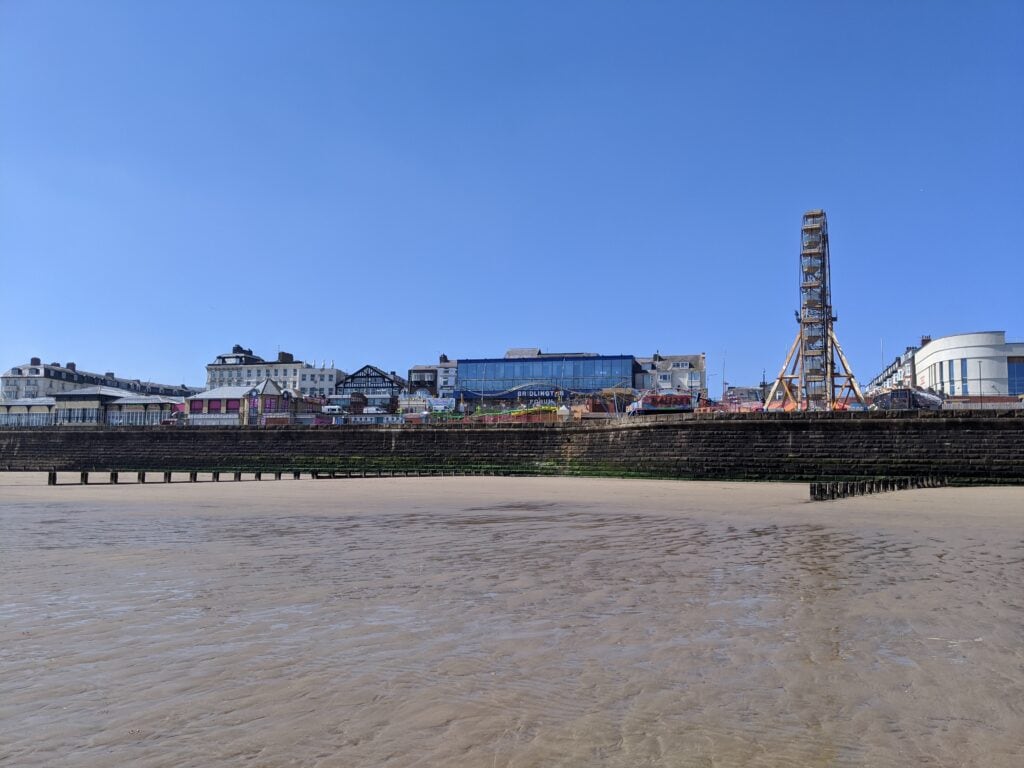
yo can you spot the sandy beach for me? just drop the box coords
[1,473,1022,767]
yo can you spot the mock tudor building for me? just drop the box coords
[329,365,407,413]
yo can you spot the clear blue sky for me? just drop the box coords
[2,1,1021,390]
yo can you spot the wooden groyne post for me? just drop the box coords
[810,476,947,501]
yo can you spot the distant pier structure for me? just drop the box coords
[766,210,865,411]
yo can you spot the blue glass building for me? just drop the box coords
[456,354,637,402]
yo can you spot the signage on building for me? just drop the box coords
[517,389,560,399]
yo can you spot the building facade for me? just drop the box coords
[0,390,184,426]
[105,395,183,426]
[456,349,638,404]
[2,358,196,401]
[407,354,458,397]
[913,331,1024,399]
[866,343,920,395]
[205,345,345,397]
[634,353,706,396]
[186,379,322,426]
[329,365,407,413]
[0,397,56,426]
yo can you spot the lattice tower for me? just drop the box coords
[765,210,865,410]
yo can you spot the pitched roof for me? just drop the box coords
[343,365,407,387]
[252,379,282,396]
[189,379,285,400]
[54,386,136,399]
[188,385,254,400]
[111,395,184,406]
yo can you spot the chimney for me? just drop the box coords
[277,351,294,364]
[105,372,115,378]
[30,357,41,366]
[920,335,932,347]
[66,362,76,371]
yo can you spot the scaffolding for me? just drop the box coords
[766,210,865,410]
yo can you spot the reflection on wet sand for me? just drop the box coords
[1,475,1022,766]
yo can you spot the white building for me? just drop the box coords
[634,353,706,396]
[913,331,1024,399]
[2,357,196,401]
[205,345,345,397]
[866,344,920,395]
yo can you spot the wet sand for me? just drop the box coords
[1,474,1022,767]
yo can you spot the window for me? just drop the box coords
[1008,358,1024,396]
[961,359,968,396]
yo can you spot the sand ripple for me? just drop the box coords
[1,476,1022,766]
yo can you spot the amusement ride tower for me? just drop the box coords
[765,210,865,410]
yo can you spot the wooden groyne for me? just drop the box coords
[809,476,948,501]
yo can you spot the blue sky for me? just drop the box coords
[2,1,1021,390]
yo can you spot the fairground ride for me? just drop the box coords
[765,210,866,411]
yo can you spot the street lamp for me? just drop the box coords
[707,373,718,403]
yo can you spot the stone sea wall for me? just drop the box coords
[1,411,1023,484]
